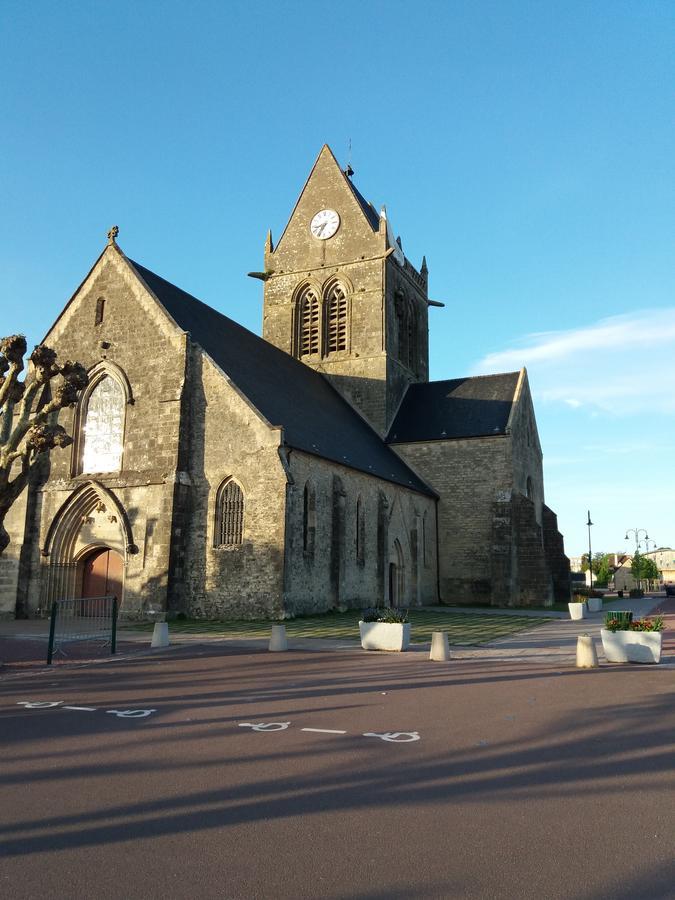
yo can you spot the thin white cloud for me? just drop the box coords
[473,308,675,414]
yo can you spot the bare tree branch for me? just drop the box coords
[0,335,88,556]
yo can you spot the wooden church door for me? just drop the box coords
[81,548,123,601]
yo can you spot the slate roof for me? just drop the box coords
[386,373,520,444]
[128,259,435,497]
[347,178,381,231]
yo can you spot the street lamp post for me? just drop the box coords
[625,527,650,590]
[586,511,593,592]
[641,538,658,590]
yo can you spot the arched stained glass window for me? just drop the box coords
[216,480,244,546]
[325,281,348,353]
[81,376,125,474]
[297,285,320,357]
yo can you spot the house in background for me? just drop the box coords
[613,548,675,592]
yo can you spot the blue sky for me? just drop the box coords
[1,0,672,556]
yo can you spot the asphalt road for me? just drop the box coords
[1,643,674,900]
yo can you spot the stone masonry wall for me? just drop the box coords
[0,489,28,618]
[283,450,437,615]
[542,504,571,602]
[507,372,545,523]
[176,348,288,619]
[392,437,510,604]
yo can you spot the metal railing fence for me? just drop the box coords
[47,596,118,665]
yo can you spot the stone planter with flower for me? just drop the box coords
[601,611,664,664]
[359,607,411,651]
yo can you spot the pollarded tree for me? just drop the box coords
[0,334,88,555]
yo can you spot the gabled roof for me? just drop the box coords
[128,259,435,496]
[347,178,381,231]
[386,373,520,444]
[275,145,381,250]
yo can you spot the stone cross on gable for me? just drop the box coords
[107,225,119,245]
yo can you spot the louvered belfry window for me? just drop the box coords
[298,286,320,357]
[216,480,244,546]
[325,281,348,353]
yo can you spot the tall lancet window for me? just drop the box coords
[325,280,348,354]
[215,479,244,546]
[297,285,320,357]
[81,376,125,473]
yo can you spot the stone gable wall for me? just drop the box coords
[507,374,545,523]
[3,250,188,617]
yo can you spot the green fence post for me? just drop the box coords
[47,602,58,665]
[111,596,118,655]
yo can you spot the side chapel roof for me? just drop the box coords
[386,373,521,444]
[128,259,435,497]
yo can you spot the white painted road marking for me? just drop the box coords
[363,731,421,743]
[15,702,156,721]
[237,721,421,742]
[17,701,63,709]
[301,728,347,734]
[238,722,290,731]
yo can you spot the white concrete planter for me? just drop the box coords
[600,628,662,664]
[568,602,587,620]
[586,597,603,613]
[359,621,411,651]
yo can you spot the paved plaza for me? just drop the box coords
[1,598,674,899]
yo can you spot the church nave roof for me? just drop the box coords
[386,373,521,444]
[128,259,435,497]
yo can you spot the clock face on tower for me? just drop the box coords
[310,208,340,240]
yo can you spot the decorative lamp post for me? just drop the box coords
[625,528,649,591]
[586,511,593,591]
[625,527,649,552]
[642,538,658,590]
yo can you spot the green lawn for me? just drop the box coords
[123,608,550,646]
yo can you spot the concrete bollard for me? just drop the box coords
[269,624,288,652]
[151,622,170,648]
[576,633,599,668]
[429,631,451,661]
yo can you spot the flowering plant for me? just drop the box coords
[604,613,664,633]
[629,616,664,633]
[361,607,409,624]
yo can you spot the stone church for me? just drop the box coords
[0,145,569,620]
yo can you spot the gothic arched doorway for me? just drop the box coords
[80,547,124,602]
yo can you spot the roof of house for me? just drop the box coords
[386,373,520,444]
[128,259,435,497]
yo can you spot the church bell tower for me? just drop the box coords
[258,145,430,436]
